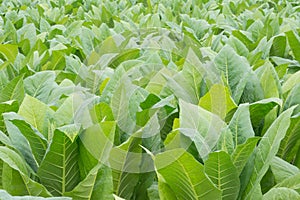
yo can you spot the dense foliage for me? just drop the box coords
[0,0,300,199]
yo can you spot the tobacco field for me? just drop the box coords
[0,0,300,199]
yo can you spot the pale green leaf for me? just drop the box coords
[154,149,221,200]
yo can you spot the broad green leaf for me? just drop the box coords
[0,75,24,104]
[228,104,255,146]
[270,35,286,57]
[241,107,294,199]
[77,138,114,200]
[279,115,300,164]
[216,128,234,154]
[10,119,47,165]
[37,128,80,196]
[53,93,84,127]
[0,147,51,197]
[42,51,66,71]
[286,30,300,63]
[89,165,114,200]
[90,102,114,123]
[154,149,221,200]
[165,55,203,104]
[282,70,300,94]
[179,100,226,159]
[111,75,148,134]
[157,181,177,200]
[256,61,280,98]
[263,187,300,200]
[204,151,240,200]
[65,164,114,200]
[145,68,173,95]
[275,173,300,193]
[109,115,160,199]
[271,156,299,184]
[4,113,39,172]
[18,95,54,137]
[231,137,260,175]
[227,36,249,57]
[248,98,282,131]
[99,66,126,104]
[240,71,264,104]
[109,136,143,199]
[199,84,236,119]
[17,23,37,48]
[80,122,116,163]
[0,44,18,63]
[214,45,250,102]
[283,83,300,114]
[0,100,18,130]
[24,71,56,103]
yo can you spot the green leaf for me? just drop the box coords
[241,107,294,199]
[65,164,114,200]
[279,115,300,164]
[0,100,18,130]
[199,84,237,119]
[18,95,54,137]
[271,157,299,184]
[283,83,300,113]
[10,119,47,166]
[147,183,160,200]
[263,187,300,200]
[0,75,24,104]
[111,75,148,134]
[165,51,204,104]
[256,61,281,98]
[154,149,221,200]
[231,137,260,175]
[53,94,83,127]
[109,136,142,199]
[274,173,300,193]
[0,147,51,197]
[282,70,300,94]
[0,44,18,63]
[204,151,240,200]
[286,30,300,63]
[179,100,226,159]
[270,35,286,57]
[214,45,251,102]
[37,128,81,196]
[248,98,282,130]
[24,71,56,103]
[4,113,39,172]
[228,104,255,147]
[80,122,116,163]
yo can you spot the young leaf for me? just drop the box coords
[228,104,255,147]
[231,137,260,175]
[0,147,51,197]
[262,187,300,200]
[18,95,54,137]
[241,107,294,199]
[0,75,24,104]
[199,84,237,119]
[286,30,300,63]
[179,100,226,159]
[154,149,222,200]
[214,45,250,102]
